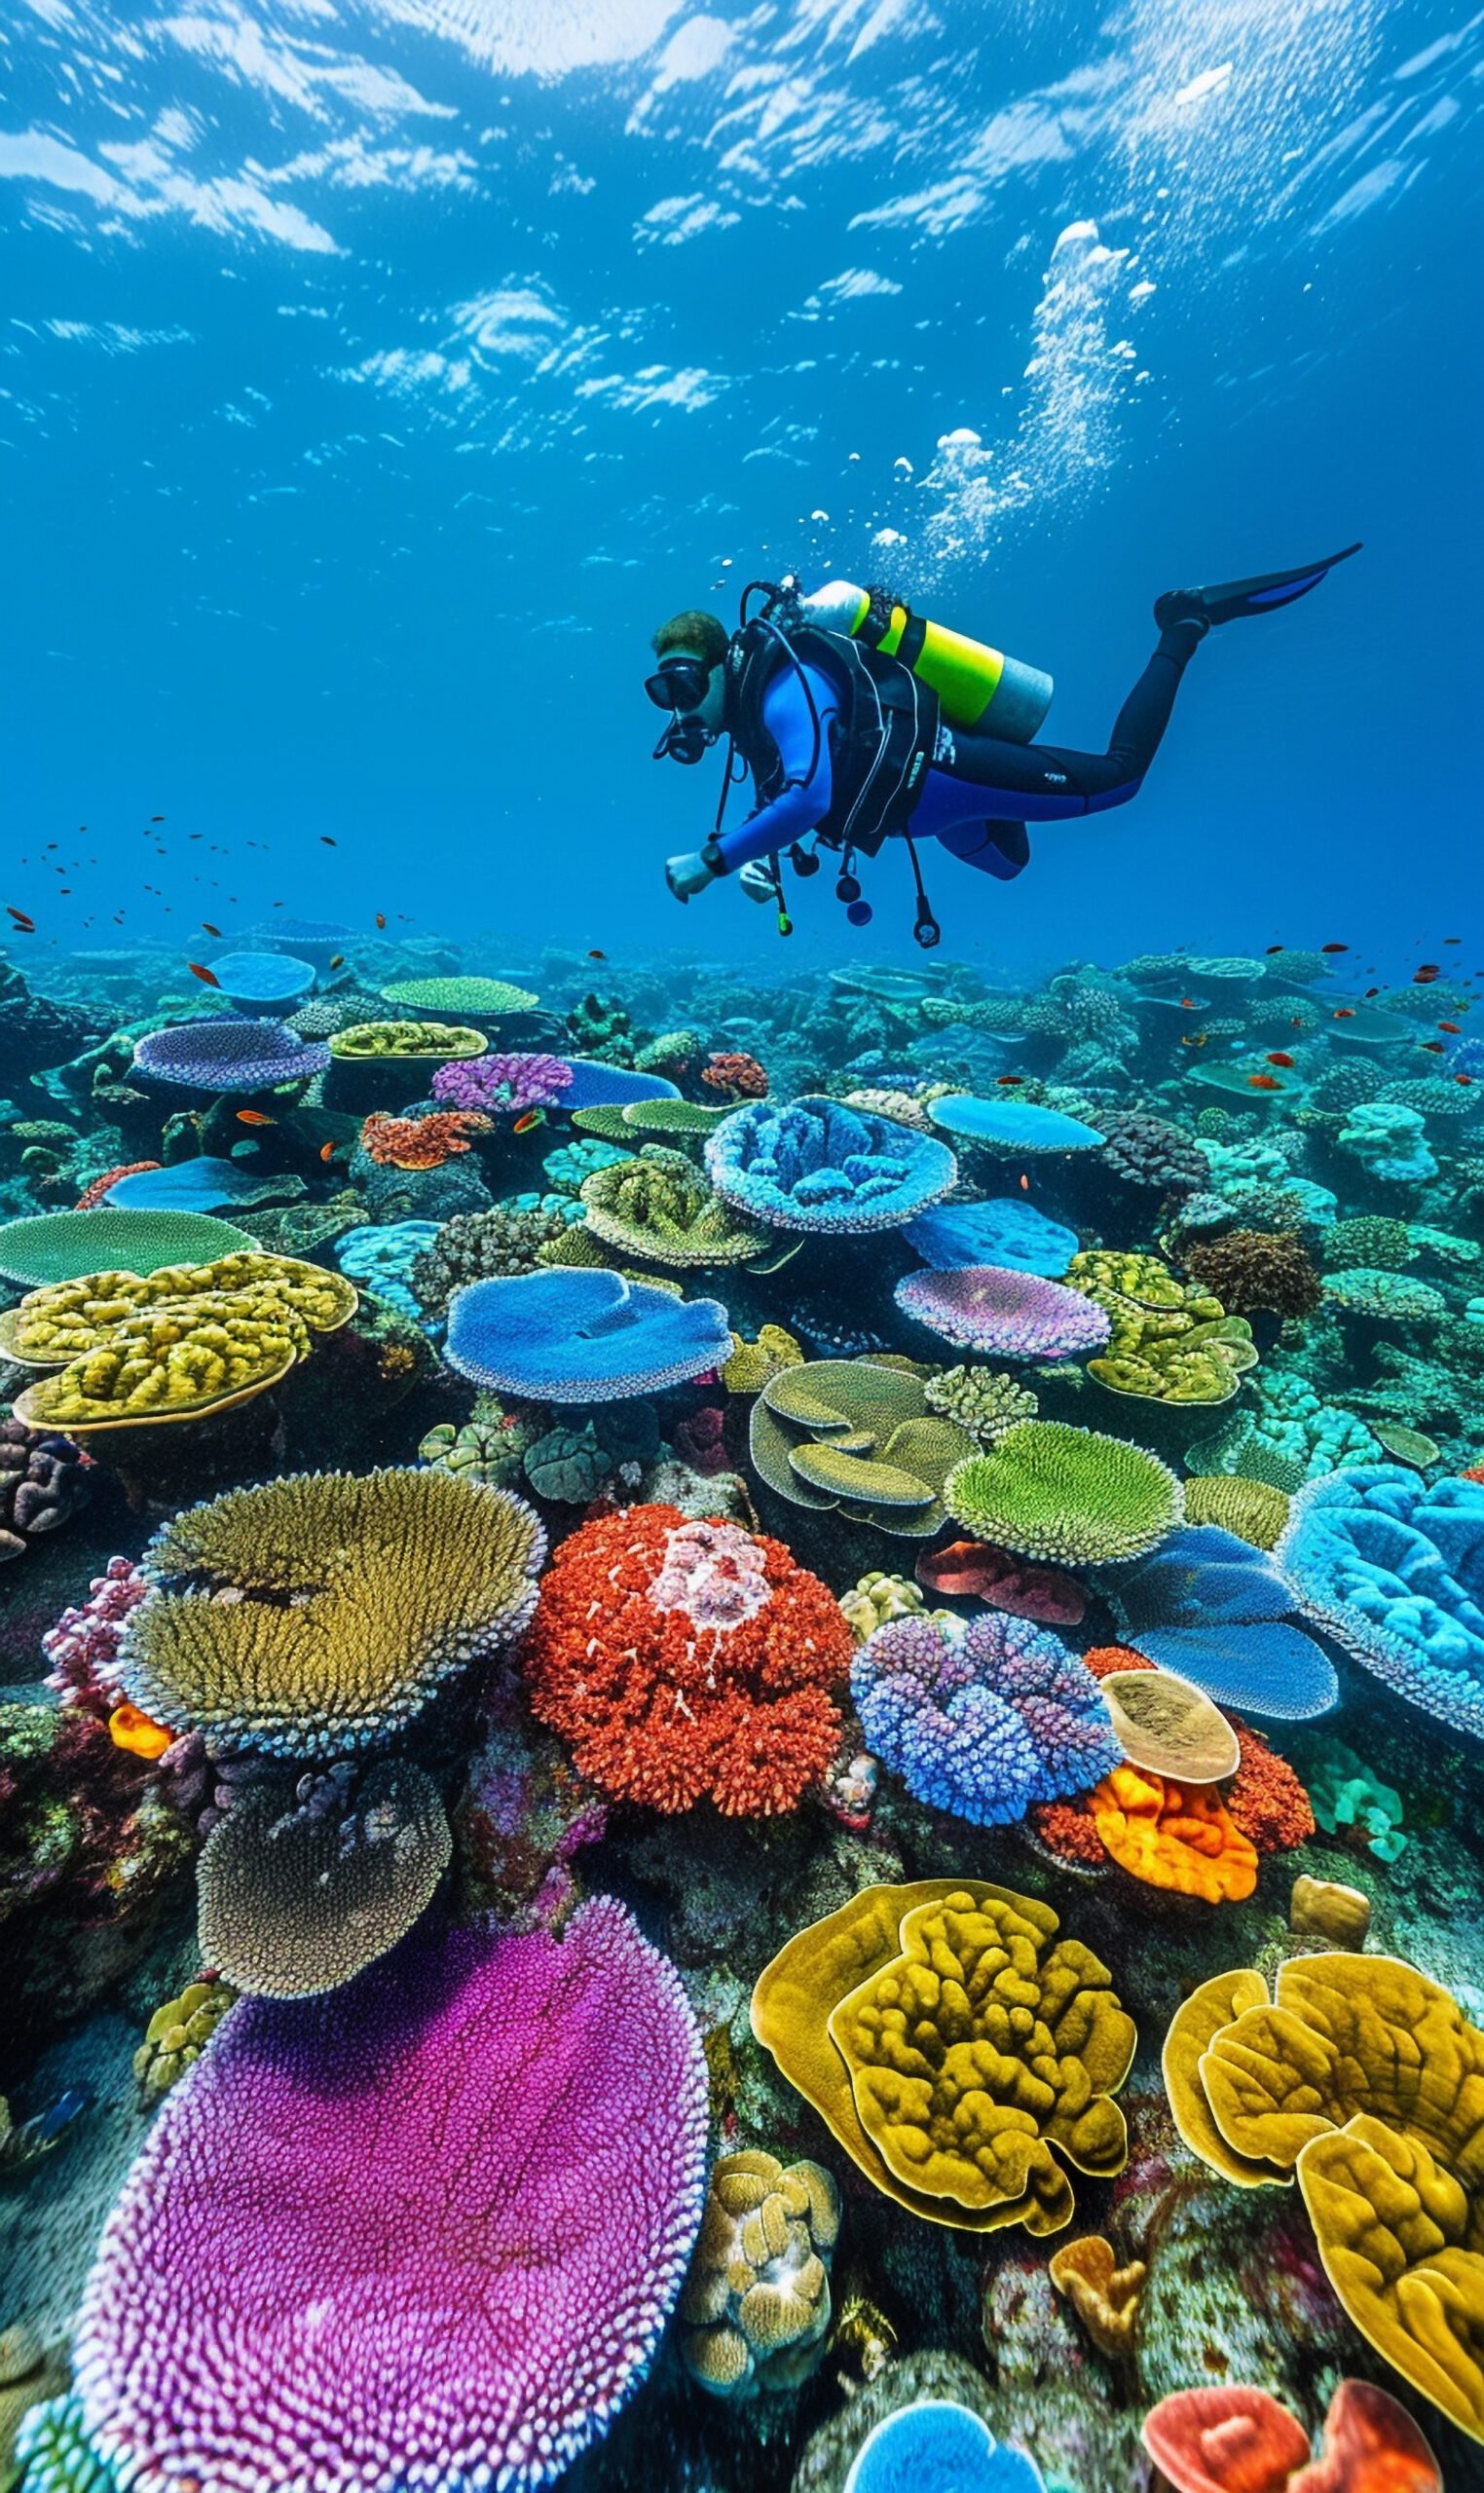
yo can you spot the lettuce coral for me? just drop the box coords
[750,1358,975,1538]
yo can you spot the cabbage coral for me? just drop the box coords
[120,1467,545,1756]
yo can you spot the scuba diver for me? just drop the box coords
[650,547,1360,946]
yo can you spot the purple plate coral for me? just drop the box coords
[895,1264,1113,1360]
[74,1897,708,2493]
[132,1017,330,1092]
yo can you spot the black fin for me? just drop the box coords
[1157,541,1361,630]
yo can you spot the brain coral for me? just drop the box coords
[752,1880,1134,2236]
[1,1252,357,1432]
[74,1899,707,2493]
[579,1145,770,1266]
[132,1017,330,1091]
[521,1505,851,1815]
[678,2149,840,2398]
[946,1422,1182,1564]
[706,1096,956,1233]
[1087,1765,1258,1902]
[196,1759,452,1997]
[120,1468,545,1756]
[1063,1249,1258,1408]
[1277,1467,1484,1736]
[851,1611,1121,1825]
[445,1267,731,1401]
[1161,1953,1484,2439]
[895,1265,1112,1361]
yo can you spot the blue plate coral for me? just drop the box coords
[706,1095,956,1233]
[444,1265,731,1400]
[1278,1467,1484,1736]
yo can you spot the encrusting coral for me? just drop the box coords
[119,1467,545,1756]
[678,2150,840,2398]
[133,1976,237,2101]
[751,1879,1135,2237]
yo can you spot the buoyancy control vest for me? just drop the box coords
[723,613,938,859]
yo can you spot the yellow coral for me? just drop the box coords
[122,1465,545,1756]
[1047,2233,1146,2361]
[1,1253,356,1432]
[678,2148,839,2398]
[1160,1953,1484,2440]
[723,1322,803,1395]
[752,1880,1134,2238]
[1183,1472,1291,1549]
[133,1976,238,2100]
[1088,1764,1258,1902]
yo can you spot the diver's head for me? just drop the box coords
[647,608,728,763]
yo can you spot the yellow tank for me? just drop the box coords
[798,578,1054,742]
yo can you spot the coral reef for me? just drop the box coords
[678,2150,840,2397]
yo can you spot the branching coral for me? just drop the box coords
[579,1145,769,1266]
[752,1880,1134,2236]
[430,1053,573,1113]
[851,1610,1121,1825]
[358,1109,493,1171]
[678,2150,839,2398]
[1181,1229,1323,1321]
[946,1422,1182,1564]
[74,1900,707,2493]
[0,1206,254,1285]
[1,1252,357,1431]
[702,1051,768,1099]
[120,1467,544,1756]
[521,1505,851,1815]
[133,1017,330,1092]
[1161,1954,1484,2439]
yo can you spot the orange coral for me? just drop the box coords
[1223,1719,1317,1854]
[1083,1643,1157,1679]
[75,1161,162,1210]
[1029,1797,1110,1869]
[358,1110,493,1171]
[1089,1762,1258,1901]
[107,1699,174,1761]
[701,1051,768,1100]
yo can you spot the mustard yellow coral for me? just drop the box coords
[1063,1248,1258,1408]
[723,1323,803,1395]
[121,1465,545,1756]
[1160,1953,1484,2439]
[678,2149,840,2398]
[1,1253,356,1432]
[751,1880,1134,2237]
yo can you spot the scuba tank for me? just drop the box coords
[796,579,1054,743]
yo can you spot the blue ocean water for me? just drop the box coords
[2,0,1478,977]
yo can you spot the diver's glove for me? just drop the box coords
[665,850,719,903]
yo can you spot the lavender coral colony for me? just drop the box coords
[1,923,1481,2493]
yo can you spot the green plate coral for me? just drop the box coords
[0,1207,255,1286]
[327,1021,488,1060]
[945,1420,1182,1563]
[1063,1247,1258,1407]
[579,1145,771,1267]
[749,1358,975,1538]
[379,977,538,1017]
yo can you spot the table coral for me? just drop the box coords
[73,1899,707,2493]
[678,2149,839,2398]
[895,1265,1112,1360]
[579,1143,770,1265]
[850,1610,1121,1825]
[946,1421,1183,1564]
[1277,1467,1484,1736]
[926,1095,1104,1152]
[1162,1953,1484,2437]
[132,1017,330,1092]
[445,1267,731,1400]
[196,1759,452,1996]
[749,1357,976,1537]
[1,1250,358,1432]
[751,1879,1134,2236]
[120,1466,544,1756]
[380,974,538,1016]
[903,1198,1078,1277]
[0,1206,254,1285]
[521,1505,850,1815]
[706,1095,956,1233]
[1108,1525,1340,1718]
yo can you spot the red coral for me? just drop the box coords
[914,1539,1085,1624]
[1028,1797,1110,1868]
[1082,1643,1157,1679]
[701,1051,768,1100]
[359,1110,493,1171]
[521,1504,850,1815]
[673,1404,728,1474]
[1222,1718,1317,1854]
[75,1161,163,1210]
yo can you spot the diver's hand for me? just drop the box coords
[665,851,717,903]
[739,861,775,906]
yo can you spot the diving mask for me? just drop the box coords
[647,653,721,763]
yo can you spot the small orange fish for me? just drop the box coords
[1439,1022,1462,1034]
[6,906,35,930]
[512,1108,545,1135]
[1247,1073,1281,1091]
[202,921,222,938]
[328,953,345,971]
[1179,996,1197,1008]
[1414,965,1440,983]
[995,1074,1024,1087]
[187,961,221,987]
[236,1109,276,1126]
[1320,942,1349,954]
[320,836,337,846]
[375,912,387,930]
[1018,1173,1030,1192]
[1266,1052,1295,1068]
[1333,1007,1356,1020]
[319,1140,337,1163]
[587,948,606,960]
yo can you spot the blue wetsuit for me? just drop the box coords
[712,624,1200,882]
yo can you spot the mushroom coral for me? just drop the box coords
[1141,2378,1439,2493]
[751,1879,1134,2237]
[521,1505,851,1816]
[120,1467,545,1757]
[1161,1953,1484,2439]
